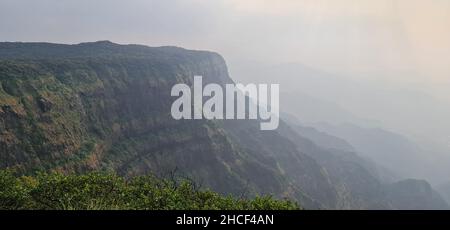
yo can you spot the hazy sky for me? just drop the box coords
[2,0,450,165]
[1,0,449,87]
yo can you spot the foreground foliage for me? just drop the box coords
[0,170,300,210]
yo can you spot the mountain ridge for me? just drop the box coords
[0,41,447,210]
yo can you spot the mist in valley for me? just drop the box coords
[2,0,450,207]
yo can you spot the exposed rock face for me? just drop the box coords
[0,41,447,210]
[0,41,321,207]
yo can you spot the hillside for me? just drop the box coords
[0,41,324,208]
[0,41,447,210]
[385,179,448,210]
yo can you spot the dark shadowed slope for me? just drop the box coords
[0,41,447,209]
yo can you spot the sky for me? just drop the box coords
[1,0,450,119]
[2,0,450,181]
[1,0,449,86]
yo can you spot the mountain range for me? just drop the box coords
[0,41,447,209]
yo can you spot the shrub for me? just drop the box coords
[0,170,300,210]
[0,170,30,210]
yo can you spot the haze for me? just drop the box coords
[1,0,450,184]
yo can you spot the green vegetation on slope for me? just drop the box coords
[0,42,299,204]
[0,170,300,210]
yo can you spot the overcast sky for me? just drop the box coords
[1,0,450,89]
[2,0,450,157]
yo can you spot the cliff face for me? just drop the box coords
[0,41,447,210]
[0,41,318,205]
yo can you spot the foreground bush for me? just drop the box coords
[0,170,300,210]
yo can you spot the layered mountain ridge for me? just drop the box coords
[0,41,446,209]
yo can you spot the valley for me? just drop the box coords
[0,41,447,210]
